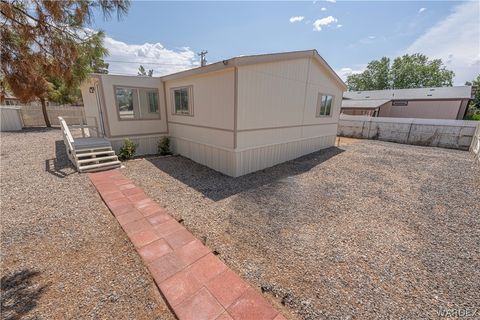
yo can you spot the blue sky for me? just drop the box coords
[91,1,479,85]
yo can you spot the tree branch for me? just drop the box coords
[1,0,87,42]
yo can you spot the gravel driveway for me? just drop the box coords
[1,128,175,320]
[122,140,480,320]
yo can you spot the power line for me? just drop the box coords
[106,69,186,76]
[105,59,197,66]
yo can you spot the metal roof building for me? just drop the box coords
[341,86,473,119]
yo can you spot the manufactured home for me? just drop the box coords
[80,50,346,177]
[341,86,473,120]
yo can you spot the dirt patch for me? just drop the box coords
[335,136,362,146]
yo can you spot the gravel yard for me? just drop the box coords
[123,140,480,320]
[1,128,175,319]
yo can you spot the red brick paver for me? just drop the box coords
[88,169,283,320]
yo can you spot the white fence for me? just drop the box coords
[338,114,479,150]
[0,106,24,131]
[470,123,480,163]
[20,105,85,127]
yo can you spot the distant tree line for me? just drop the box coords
[346,53,454,91]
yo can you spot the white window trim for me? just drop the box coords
[171,85,194,116]
[316,93,335,117]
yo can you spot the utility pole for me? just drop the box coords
[198,50,208,67]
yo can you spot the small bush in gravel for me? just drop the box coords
[158,137,172,156]
[119,138,137,160]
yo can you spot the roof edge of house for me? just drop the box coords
[89,49,347,91]
[159,49,347,90]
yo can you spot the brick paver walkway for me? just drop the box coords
[88,169,285,320]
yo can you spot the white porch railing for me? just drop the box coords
[59,116,78,167]
[58,116,120,172]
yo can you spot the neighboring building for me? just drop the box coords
[341,86,473,120]
[0,92,66,107]
[80,49,346,177]
[1,92,22,106]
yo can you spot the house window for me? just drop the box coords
[116,87,136,119]
[392,100,408,106]
[115,86,161,120]
[147,91,159,113]
[317,93,334,117]
[172,86,193,115]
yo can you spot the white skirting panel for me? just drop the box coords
[0,106,23,131]
[109,135,166,156]
[109,134,336,177]
[233,134,336,177]
[171,134,335,177]
[170,137,237,176]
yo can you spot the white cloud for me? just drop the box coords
[368,35,376,39]
[335,66,366,81]
[325,0,336,3]
[102,35,198,76]
[289,16,305,23]
[336,24,343,28]
[321,7,327,11]
[418,8,426,13]
[312,16,338,31]
[405,1,480,84]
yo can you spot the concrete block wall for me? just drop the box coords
[338,115,478,150]
[20,105,85,127]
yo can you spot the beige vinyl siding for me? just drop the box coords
[99,74,167,137]
[166,69,235,131]
[163,68,236,172]
[168,122,234,149]
[236,57,341,150]
[80,77,102,127]
[237,58,309,130]
[304,59,343,125]
[236,124,336,149]
[231,57,342,176]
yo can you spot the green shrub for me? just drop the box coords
[465,114,480,121]
[158,136,172,156]
[118,138,137,160]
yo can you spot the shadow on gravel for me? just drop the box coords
[146,146,344,201]
[18,127,61,133]
[45,140,76,178]
[1,270,48,320]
